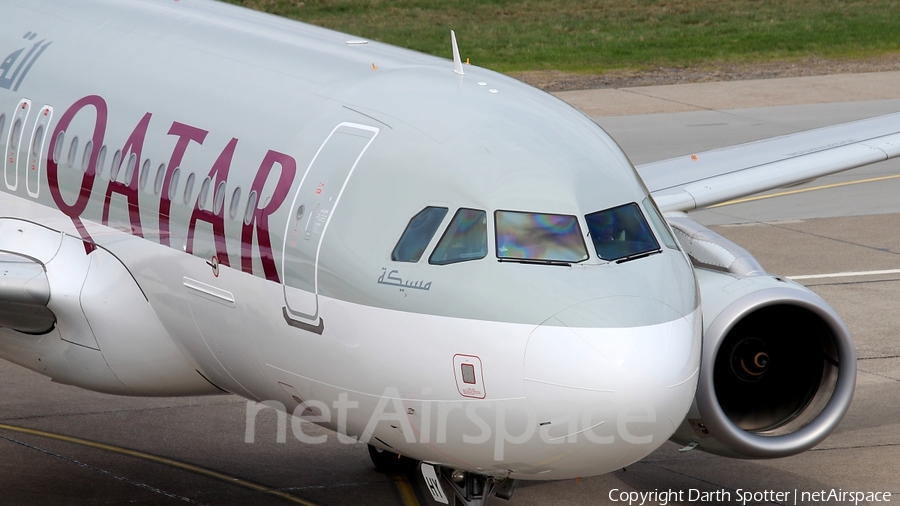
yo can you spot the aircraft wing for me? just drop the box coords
[637,112,900,213]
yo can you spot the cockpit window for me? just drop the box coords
[495,210,588,264]
[429,208,487,265]
[585,203,660,261]
[392,206,448,262]
[642,196,680,250]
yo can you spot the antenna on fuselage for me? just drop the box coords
[451,30,465,75]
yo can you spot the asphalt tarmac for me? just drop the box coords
[2,74,900,505]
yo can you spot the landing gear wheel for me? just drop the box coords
[367,444,419,474]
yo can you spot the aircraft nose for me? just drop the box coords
[525,296,697,392]
[522,296,701,473]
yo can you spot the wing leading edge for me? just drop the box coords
[638,113,900,213]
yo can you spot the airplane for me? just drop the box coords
[1,0,897,504]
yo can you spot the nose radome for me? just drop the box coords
[524,296,696,393]
[517,297,701,477]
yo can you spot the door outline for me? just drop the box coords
[282,122,379,323]
[5,98,32,191]
[26,104,52,198]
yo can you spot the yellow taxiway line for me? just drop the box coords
[393,473,422,506]
[708,173,900,208]
[0,423,320,506]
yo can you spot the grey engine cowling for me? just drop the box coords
[666,214,855,458]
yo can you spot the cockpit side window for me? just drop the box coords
[429,208,488,265]
[392,206,448,262]
[585,203,660,261]
[642,196,680,250]
[495,210,588,264]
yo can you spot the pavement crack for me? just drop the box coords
[811,442,900,452]
[762,221,900,258]
[857,369,900,382]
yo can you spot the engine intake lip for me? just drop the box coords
[695,285,856,458]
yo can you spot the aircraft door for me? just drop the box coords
[283,122,379,322]
[5,98,31,191]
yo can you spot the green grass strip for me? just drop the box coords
[219,0,900,73]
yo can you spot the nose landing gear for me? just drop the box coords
[439,467,518,506]
[367,444,419,474]
[367,445,519,505]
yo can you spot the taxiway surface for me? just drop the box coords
[2,73,899,505]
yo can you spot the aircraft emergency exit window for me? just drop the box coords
[495,210,588,264]
[429,208,488,265]
[392,206,448,262]
[31,124,44,157]
[11,119,22,151]
[585,203,660,262]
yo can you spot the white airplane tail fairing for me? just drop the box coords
[666,215,856,458]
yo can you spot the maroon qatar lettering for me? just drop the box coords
[47,94,107,252]
[161,122,207,246]
[102,111,152,237]
[187,137,237,267]
[242,150,297,282]
[46,95,298,283]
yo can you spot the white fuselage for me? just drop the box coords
[0,0,701,480]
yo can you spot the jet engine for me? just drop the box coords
[666,214,856,458]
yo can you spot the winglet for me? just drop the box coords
[451,30,465,75]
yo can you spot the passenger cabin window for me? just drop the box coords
[214,181,227,215]
[124,153,137,183]
[229,186,242,219]
[95,145,107,177]
[52,131,64,164]
[81,141,93,173]
[66,136,79,169]
[495,210,588,264]
[109,149,122,180]
[139,159,151,192]
[154,164,166,195]
[429,208,488,265]
[392,206,448,262]
[585,203,660,262]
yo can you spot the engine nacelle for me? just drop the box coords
[667,215,856,458]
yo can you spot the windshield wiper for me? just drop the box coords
[615,249,662,264]
[498,258,572,267]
